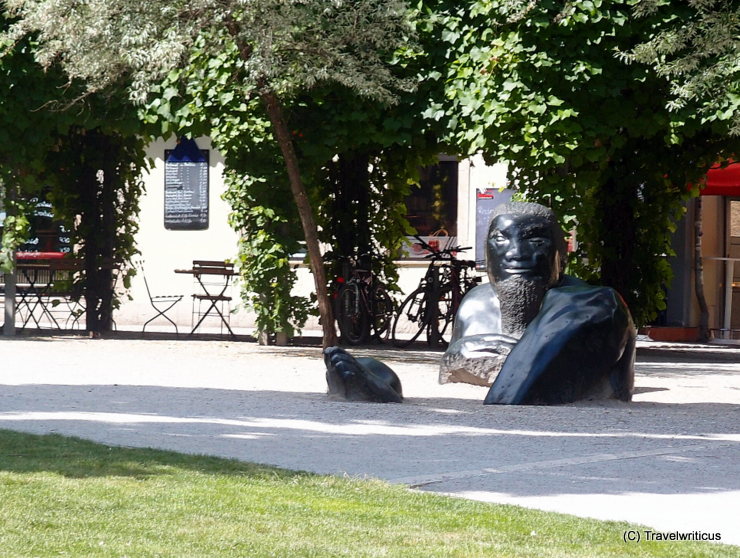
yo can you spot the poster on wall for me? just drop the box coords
[475,187,514,268]
[400,235,459,259]
[164,138,209,230]
[3,195,72,259]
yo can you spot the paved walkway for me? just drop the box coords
[0,334,738,545]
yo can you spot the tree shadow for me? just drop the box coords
[0,383,737,500]
[0,427,309,481]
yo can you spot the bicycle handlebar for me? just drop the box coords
[413,235,471,259]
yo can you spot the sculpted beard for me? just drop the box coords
[495,275,548,338]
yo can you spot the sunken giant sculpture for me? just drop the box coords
[441,201,635,404]
[323,202,634,405]
[324,346,403,403]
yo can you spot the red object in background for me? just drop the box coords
[16,252,67,260]
[702,161,740,196]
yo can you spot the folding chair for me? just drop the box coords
[141,271,183,335]
[189,260,235,337]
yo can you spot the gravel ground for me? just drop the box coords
[0,335,738,546]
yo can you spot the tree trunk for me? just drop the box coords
[98,137,117,333]
[261,89,337,347]
[336,151,372,259]
[79,154,101,335]
[3,185,17,337]
[599,173,636,302]
[693,196,710,341]
[76,130,117,335]
[329,156,353,259]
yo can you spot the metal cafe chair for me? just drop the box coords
[189,260,235,337]
[141,267,183,335]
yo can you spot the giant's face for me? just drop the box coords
[487,213,561,287]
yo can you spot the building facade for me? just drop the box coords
[116,137,739,342]
[115,138,508,333]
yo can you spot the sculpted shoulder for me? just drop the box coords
[450,282,502,342]
[542,283,633,327]
[451,274,590,343]
[558,274,588,288]
[546,278,624,308]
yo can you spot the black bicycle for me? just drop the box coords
[333,254,394,345]
[391,236,479,348]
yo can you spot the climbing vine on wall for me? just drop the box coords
[142,16,446,339]
[46,127,147,333]
[429,0,740,325]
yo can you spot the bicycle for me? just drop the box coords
[391,236,480,348]
[333,253,395,345]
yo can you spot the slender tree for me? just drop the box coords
[146,30,443,341]
[5,0,415,347]
[693,196,710,341]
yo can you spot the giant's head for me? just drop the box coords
[486,202,566,289]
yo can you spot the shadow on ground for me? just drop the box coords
[1,382,737,500]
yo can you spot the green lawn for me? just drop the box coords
[0,429,734,557]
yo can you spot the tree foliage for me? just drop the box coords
[5,0,416,346]
[433,0,740,325]
[621,0,739,135]
[6,0,413,104]
[145,19,442,339]
[0,30,72,270]
[0,15,148,332]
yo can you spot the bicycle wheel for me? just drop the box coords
[391,287,429,348]
[371,284,395,340]
[337,283,369,345]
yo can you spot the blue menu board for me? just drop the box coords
[164,138,209,230]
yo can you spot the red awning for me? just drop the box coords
[702,162,740,196]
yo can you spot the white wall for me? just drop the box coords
[459,153,509,251]
[116,137,253,330]
[116,140,504,332]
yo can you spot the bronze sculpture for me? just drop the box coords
[441,201,635,404]
[324,201,635,405]
[324,346,403,403]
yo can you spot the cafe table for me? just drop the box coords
[13,254,81,330]
[175,260,236,338]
